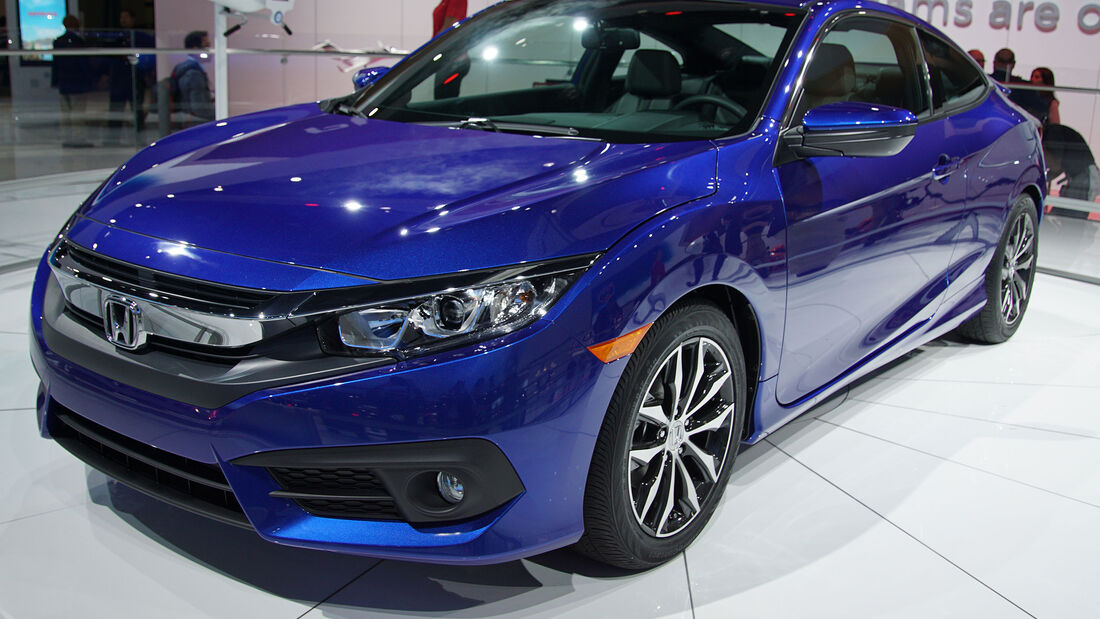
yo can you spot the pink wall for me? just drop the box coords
[154,0,494,117]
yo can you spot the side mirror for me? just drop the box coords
[353,66,391,90]
[782,102,917,158]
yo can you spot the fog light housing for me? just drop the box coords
[436,471,465,504]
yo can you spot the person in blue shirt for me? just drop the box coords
[171,31,214,123]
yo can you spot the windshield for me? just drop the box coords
[347,1,803,143]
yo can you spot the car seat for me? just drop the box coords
[607,50,682,114]
[798,43,855,119]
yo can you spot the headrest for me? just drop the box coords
[877,66,903,83]
[582,27,641,50]
[716,55,770,92]
[627,50,682,97]
[804,43,855,97]
[875,67,906,107]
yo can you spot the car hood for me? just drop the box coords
[80,104,717,282]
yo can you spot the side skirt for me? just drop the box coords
[743,279,987,444]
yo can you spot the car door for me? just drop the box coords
[915,29,1004,297]
[774,15,968,405]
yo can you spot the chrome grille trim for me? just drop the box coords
[50,240,303,318]
[49,242,297,348]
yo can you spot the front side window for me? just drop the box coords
[349,2,802,143]
[918,30,986,112]
[793,17,930,124]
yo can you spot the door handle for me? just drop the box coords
[932,154,960,181]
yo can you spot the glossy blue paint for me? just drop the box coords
[352,66,390,90]
[774,105,975,403]
[802,101,917,131]
[29,0,1044,565]
[65,217,378,291]
[80,111,717,281]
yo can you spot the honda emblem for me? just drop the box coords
[103,297,146,351]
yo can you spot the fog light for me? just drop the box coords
[436,471,465,504]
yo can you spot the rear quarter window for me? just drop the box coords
[918,30,986,112]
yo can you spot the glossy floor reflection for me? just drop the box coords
[0,99,145,182]
[2,176,1100,617]
[0,169,115,271]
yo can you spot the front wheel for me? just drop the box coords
[956,194,1039,344]
[575,302,747,569]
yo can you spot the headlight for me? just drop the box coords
[316,257,593,359]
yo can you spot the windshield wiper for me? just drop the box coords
[447,117,582,137]
[319,94,368,117]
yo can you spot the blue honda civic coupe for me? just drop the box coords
[30,0,1042,568]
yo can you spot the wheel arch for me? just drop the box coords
[653,284,763,441]
[1019,183,1044,222]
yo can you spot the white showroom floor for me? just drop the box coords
[2,172,1100,618]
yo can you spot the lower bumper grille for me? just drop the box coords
[267,466,401,520]
[48,406,250,529]
[233,439,526,526]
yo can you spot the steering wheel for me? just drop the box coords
[673,94,748,120]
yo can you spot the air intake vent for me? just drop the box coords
[48,405,250,529]
[267,466,402,520]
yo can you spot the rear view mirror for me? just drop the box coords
[782,101,917,158]
[581,27,640,50]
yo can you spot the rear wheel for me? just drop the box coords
[956,194,1038,343]
[575,302,747,569]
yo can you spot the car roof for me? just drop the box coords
[723,0,948,38]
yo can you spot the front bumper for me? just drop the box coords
[30,255,622,565]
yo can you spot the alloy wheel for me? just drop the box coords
[1000,212,1035,325]
[628,336,736,537]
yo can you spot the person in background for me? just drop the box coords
[989,48,1023,83]
[106,8,155,140]
[433,0,468,36]
[989,47,1042,120]
[1030,67,1060,126]
[0,16,10,98]
[967,49,984,70]
[171,31,214,123]
[52,16,94,147]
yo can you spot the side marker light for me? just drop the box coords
[587,323,653,363]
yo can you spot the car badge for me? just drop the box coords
[103,297,147,351]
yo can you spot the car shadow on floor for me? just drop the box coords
[88,475,644,613]
[87,475,381,602]
[78,339,960,614]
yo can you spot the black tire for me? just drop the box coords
[575,301,747,569]
[956,194,1039,344]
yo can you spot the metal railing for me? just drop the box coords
[996,81,1100,95]
[0,47,404,58]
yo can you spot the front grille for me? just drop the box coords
[62,278,263,364]
[267,466,402,520]
[49,406,250,529]
[59,240,279,312]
